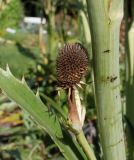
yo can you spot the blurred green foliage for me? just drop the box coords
[0,33,40,77]
[0,0,23,35]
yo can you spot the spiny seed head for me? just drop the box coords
[56,43,89,89]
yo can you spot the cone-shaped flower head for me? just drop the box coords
[56,43,89,89]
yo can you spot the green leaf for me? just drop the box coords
[40,93,67,119]
[0,67,86,160]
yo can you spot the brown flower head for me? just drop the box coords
[56,43,89,89]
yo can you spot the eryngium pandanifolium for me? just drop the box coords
[56,43,89,89]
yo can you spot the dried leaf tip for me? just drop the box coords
[56,43,89,89]
[36,88,40,97]
[21,76,27,85]
[6,64,12,74]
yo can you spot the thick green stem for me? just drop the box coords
[76,130,96,160]
[43,0,55,57]
[86,0,126,159]
[80,10,91,44]
[79,0,91,44]
[48,12,55,55]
